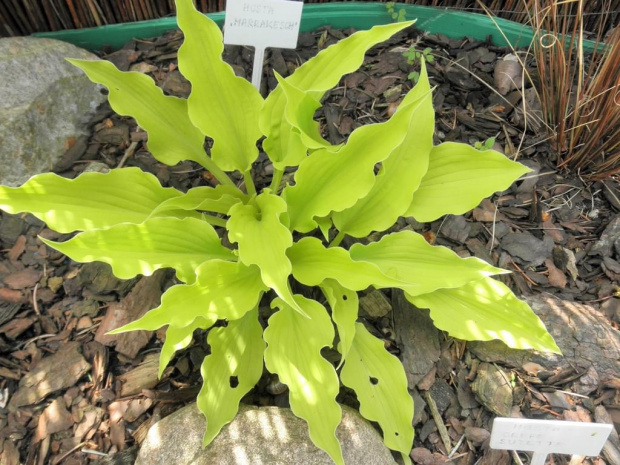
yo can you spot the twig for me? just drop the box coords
[117,141,139,168]
[424,390,452,454]
[448,434,466,459]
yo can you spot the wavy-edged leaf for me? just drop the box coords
[159,316,216,377]
[151,184,247,216]
[287,237,406,290]
[340,323,414,464]
[349,230,507,296]
[320,279,358,366]
[176,0,263,172]
[265,295,344,465]
[406,277,561,353]
[198,308,265,446]
[275,73,334,150]
[332,63,433,237]
[42,217,234,283]
[260,21,414,169]
[227,193,305,316]
[405,143,531,222]
[284,95,422,233]
[108,260,266,333]
[68,59,211,168]
[0,168,182,233]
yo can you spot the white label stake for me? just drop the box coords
[490,418,613,465]
[224,0,303,90]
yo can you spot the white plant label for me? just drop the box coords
[224,0,303,89]
[491,418,613,465]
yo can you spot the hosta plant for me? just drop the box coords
[0,1,561,463]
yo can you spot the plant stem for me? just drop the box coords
[244,171,257,196]
[269,168,284,193]
[202,214,228,228]
[202,158,237,188]
[329,230,345,248]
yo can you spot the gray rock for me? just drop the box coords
[471,363,513,417]
[0,37,105,186]
[469,294,620,383]
[590,215,620,257]
[500,232,554,267]
[392,290,440,387]
[136,403,398,465]
[359,289,392,318]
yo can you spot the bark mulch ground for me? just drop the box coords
[1,25,619,465]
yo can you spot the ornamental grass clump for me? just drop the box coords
[0,1,561,463]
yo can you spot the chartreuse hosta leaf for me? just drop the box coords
[287,237,407,290]
[260,21,415,169]
[284,93,423,233]
[274,74,333,151]
[265,296,344,465]
[198,308,265,446]
[67,60,232,184]
[349,230,507,296]
[151,184,248,217]
[109,260,266,333]
[227,193,306,317]
[332,62,434,237]
[176,0,263,173]
[320,279,358,366]
[340,323,414,465]
[405,142,531,222]
[407,277,561,353]
[159,316,216,377]
[0,168,181,233]
[42,217,234,283]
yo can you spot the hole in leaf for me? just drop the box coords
[369,376,379,385]
[229,376,239,388]
[395,432,399,436]
[342,295,348,301]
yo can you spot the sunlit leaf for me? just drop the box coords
[320,279,358,366]
[284,94,422,233]
[198,308,265,446]
[159,316,216,377]
[340,323,414,464]
[42,217,234,283]
[274,73,335,151]
[349,230,507,296]
[151,184,247,216]
[227,193,306,316]
[407,277,561,353]
[287,237,406,290]
[332,62,433,237]
[405,143,531,222]
[176,0,263,172]
[108,260,266,333]
[261,21,415,169]
[0,168,182,233]
[265,295,344,465]
[68,59,212,168]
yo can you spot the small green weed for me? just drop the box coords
[474,136,496,152]
[385,2,407,22]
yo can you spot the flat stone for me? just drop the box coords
[590,215,620,257]
[469,294,620,383]
[136,403,397,465]
[0,37,106,186]
[500,232,554,267]
[359,290,392,318]
[392,290,440,387]
[471,363,513,417]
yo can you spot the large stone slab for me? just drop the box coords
[469,294,620,383]
[136,403,398,465]
[0,37,105,186]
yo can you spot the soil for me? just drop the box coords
[1,24,619,465]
